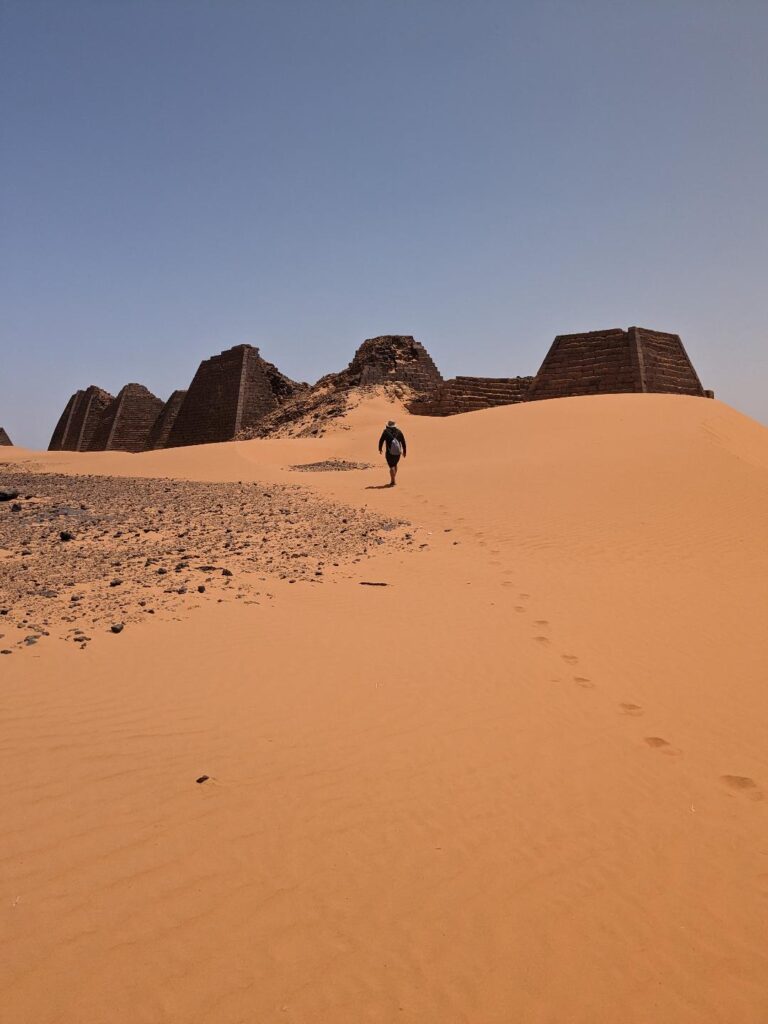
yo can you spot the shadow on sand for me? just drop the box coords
[364,484,394,490]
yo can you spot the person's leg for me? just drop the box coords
[389,464,396,486]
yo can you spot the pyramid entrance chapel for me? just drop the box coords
[46,326,711,452]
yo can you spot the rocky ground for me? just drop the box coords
[0,466,410,655]
[289,459,375,472]
[238,383,416,439]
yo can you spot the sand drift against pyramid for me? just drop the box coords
[47,328,711,452]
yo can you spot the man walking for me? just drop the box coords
[378,420,407,487]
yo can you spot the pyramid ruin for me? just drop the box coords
[526,327,706,402]
[0,427,13,446]
[166,345,306,448]
[336,336,443,392]
[48,386,115,451]
[145,390,187,450]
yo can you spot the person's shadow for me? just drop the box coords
[364,484,394,490]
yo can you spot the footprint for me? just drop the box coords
[574,676,594,688]
[501,581,515,588]
[514,605,526,612]
[620,702,644,716]
[519,593,530,599]
[644,737,682,756]
[721,775,763,801]
[534,620,549,628]
[534,636,550,645]
[562,654,579,665]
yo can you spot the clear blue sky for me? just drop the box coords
[2,0,767,448]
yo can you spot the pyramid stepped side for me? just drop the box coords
[0,426,12,445]
[526,329,637,401]
[145,390,187,450]
[410,376,534,416]
[88,384,165,452]
[48,386,114,451]
[167,345,304,448]
[237,347,306,434]
[632,327,705,396]
[49,390,85,450]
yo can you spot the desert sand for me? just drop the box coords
[1,392,767,1023]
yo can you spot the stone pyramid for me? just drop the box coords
[48,386,115,451]
[89,383,165,452]
[526,327,706,402]
[166,345,306,448]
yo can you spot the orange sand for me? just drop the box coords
[2,394,767,1023]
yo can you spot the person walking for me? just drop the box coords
[378,420,407,487]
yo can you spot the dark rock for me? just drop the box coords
[110,579,123,587]
[60,531,74,542]
[195,775,210,784]
[110,623,124,634]
[0,490,20,502]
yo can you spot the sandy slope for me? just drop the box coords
[1,394,767,1023]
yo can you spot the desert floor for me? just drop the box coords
[1,393,767,1023]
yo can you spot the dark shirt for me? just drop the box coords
[378,426,406,456]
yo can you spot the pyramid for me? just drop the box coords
[0,426,12,446]
[526,327,706,402]
[166,345,306,448]
[48,386,115,451]
[88,383,165,452]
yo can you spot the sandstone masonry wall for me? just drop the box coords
[526,329,637,401]
[630,327,705,396]
[410,375,533,415]
[145,390,187,450]
[0,427,12,445]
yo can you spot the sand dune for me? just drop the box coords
[1,393,767,1022]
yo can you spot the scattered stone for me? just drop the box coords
[0,467,409,650]
[289,459,375,472]
[0,490,20,502]
[110,623,124,634]
[195,775,210,784]
[59,531,74,542]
